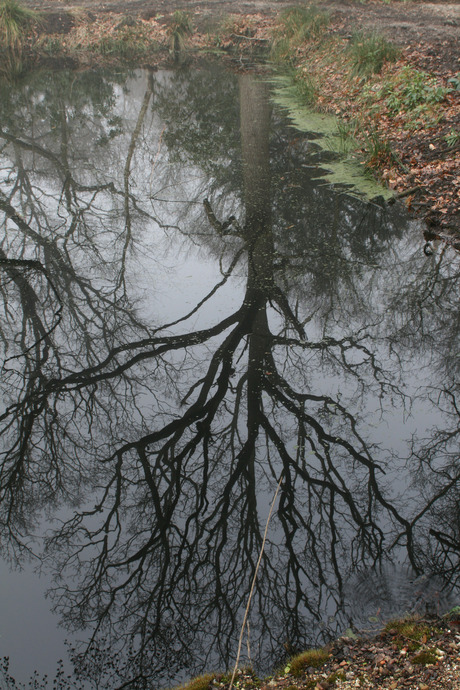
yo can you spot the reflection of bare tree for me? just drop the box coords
[0,72,160,559]
[0,66,458,688]
[406,387,460,588]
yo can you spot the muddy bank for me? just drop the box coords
[22,0,459,67]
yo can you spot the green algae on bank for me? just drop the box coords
[270,75,393,201]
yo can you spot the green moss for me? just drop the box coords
[289,648,329,677]
[445,605,460,619]
[384,617,437,652]
[171,672,216,690]
[412,649,439,666]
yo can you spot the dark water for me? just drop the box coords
[0,63,458,688]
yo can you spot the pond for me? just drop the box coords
[0,62,459,689]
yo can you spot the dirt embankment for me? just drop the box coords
[22,0,459,69]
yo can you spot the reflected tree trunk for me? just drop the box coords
[240,75,273,498]
[240,75,273,436]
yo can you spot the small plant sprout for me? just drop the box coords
[447,72,460,91]
[445,129,459,147]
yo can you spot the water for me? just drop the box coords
[0,62,458,689]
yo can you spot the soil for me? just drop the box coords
[22,0,460,68]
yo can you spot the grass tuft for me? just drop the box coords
[349,31,399,77]
[171,672,215,690]
[330,119,359,154]
[0,0,40,74]
[288,648,329,677]
[90,26,152,59]
[271,5,330,63]
[278,5,330,40]
[167,10,193,57]
[292,67,317,104]
[0,0,40,50]
[362,128,398,170]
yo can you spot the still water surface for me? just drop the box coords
[0,63,459,688]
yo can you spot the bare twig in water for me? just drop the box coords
[229,474,284,690]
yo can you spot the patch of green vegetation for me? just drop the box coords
[327,120,359,155]
[291,66,317,104]
[412,649,439,665]
[0,0,39,50]
[281,4,330,39]
[373,66,448,113]
[171,672,216,690]
[91,29,150,58]
[444,129,459,147]
[270,5,330,63]
[363,127,399,170]
[445,605,460,617]
[41,35,62,55]
[361,65,449,130]
[219,13,257,38]
[448,72,460,91]
[348,31,399,77]
[167,10,193,57]
[384,617,437,652]
[0,0,40,74]
[288,648,329,677]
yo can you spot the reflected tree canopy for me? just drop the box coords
[0,64,459,688]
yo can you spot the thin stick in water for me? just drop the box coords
[229,473,284,690]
